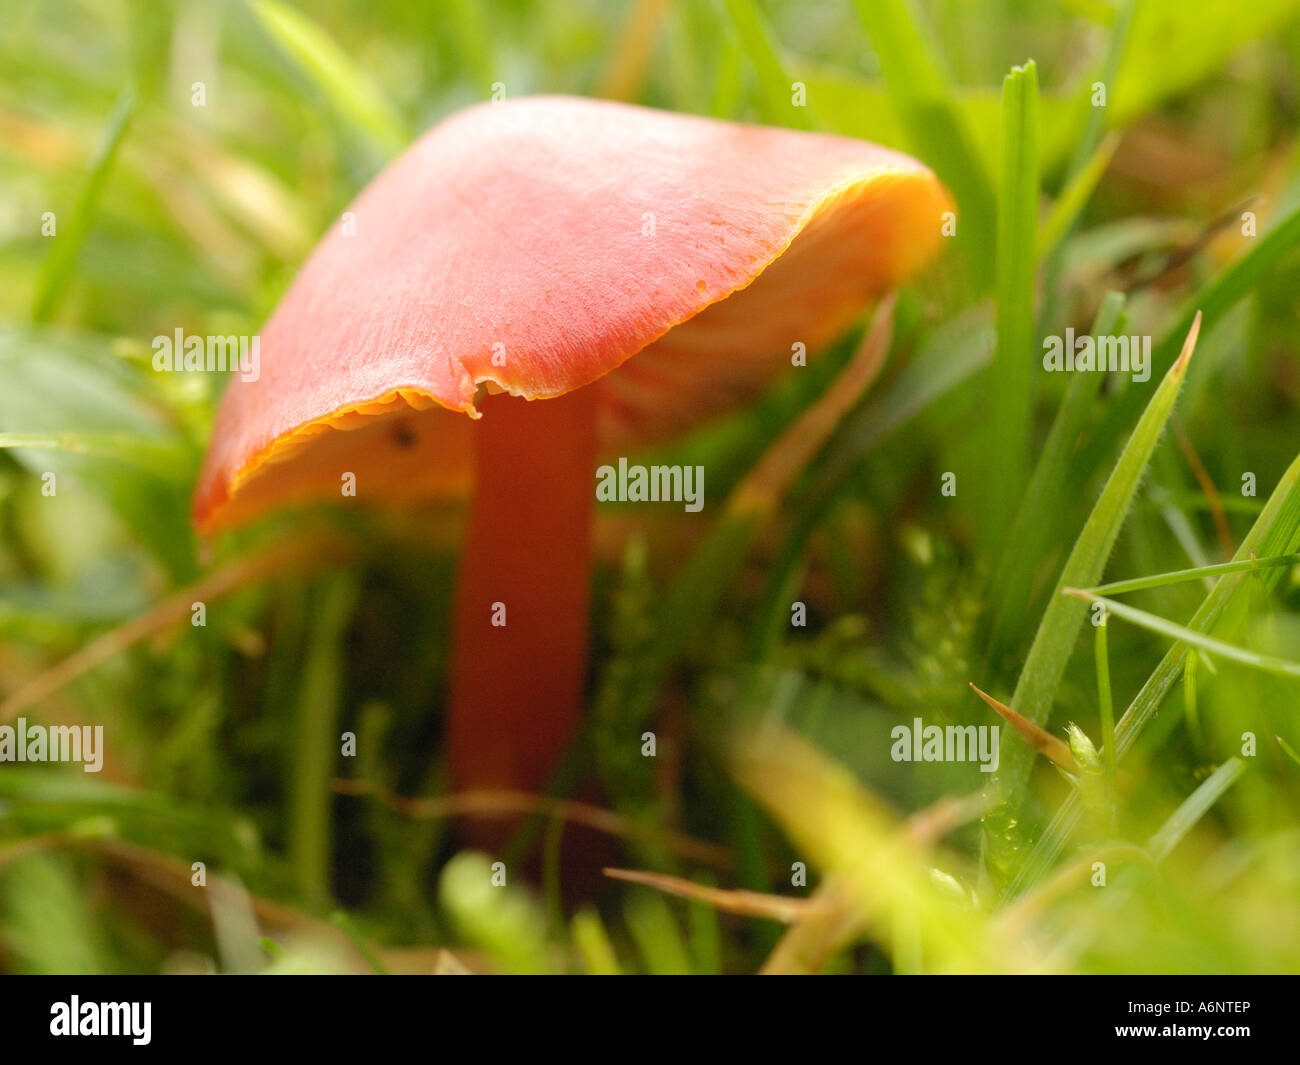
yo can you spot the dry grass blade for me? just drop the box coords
[735,724,1045,972]
[603,867,818,922]
[1174,419,1234,558]
[0,532,351,724]
[994,842,1155,941]
[332,779,733,869]
[902,791,993,846]
[0,833,342,945]
[969,682,1078,772]
[761,791,990,975]
[596,0,673,101]
[728,293,897,518]
[758,877,862,975]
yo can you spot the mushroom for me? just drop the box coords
[193,95,951,827]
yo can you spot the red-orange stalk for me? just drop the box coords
[447,385,597,838]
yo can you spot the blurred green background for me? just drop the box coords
[1,0,1299,974]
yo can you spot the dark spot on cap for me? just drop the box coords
[391,421,417,449]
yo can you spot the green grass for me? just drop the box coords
[2,0,1299,975]
[981,61,1040,551]
[982,312,1200,884]
[851,0,995,268]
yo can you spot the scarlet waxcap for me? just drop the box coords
[194,95,951,531]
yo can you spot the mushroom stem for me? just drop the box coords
[447,385,597,824]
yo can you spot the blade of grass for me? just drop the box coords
[1038,131,1121,260]
[604,867,815,922]
[982,61,1040,548]
[1064,589,1300,680]
[761,793,987,974]
[687,877,724,975]
[1113,0,1300,124]
[759,877,861,975]
[1084,553,1300,596]
[445,0,497,93]
[729,293,897,518]
[849,0,995,267]
[983,313,1201,888]
[662,1,704,112]
[328,911,389,974]
[571,907,622,975]
[289,575,357,911]
[1146,758,1246,862]
[437,852,552,974]
[985,291,1127,667]
[596,0,671,101]
[0,532,352,724]
[1081,199,1300,472]
[609,299,898,737]
[732,722,1041,973]
[1105,488,1300,752]
[718,0,816,129]
[1040,0,1135,318]
[1095,611,1117,813]
[249,0,408,158]
[0,854,109,974]
[1276,735,1300,768]
[969,683,1078,772]
[1150,482,1214,573]
[31,84,135,323]
[813,305,993,469]
[624,892,694,974]
[334,779,732,868]
[1173,422,1235,558]
[753,303,994,658]
[0,431,187,477]
[1066,0,1135,178]
[709,25,744,118]
[1012,450,1300,896]
[1184,649,1204,752]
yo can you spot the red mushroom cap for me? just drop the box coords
[193,95,951,531]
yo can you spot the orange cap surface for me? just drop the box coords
[193,95,951,531]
